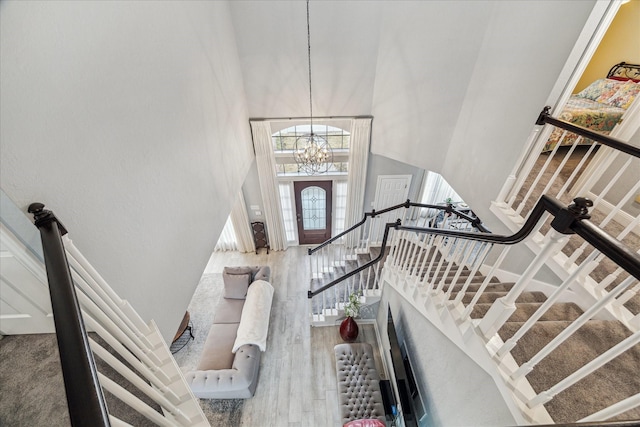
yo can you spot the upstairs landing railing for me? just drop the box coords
[494,106,640,330]
[27,203,209,427]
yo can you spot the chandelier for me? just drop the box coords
[293,0,333,175]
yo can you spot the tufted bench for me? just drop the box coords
[334,343,386,426]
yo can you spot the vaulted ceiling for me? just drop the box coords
[228,0,598,190]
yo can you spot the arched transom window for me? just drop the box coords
[272,124,350,176]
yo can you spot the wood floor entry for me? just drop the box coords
[294,181,333,245]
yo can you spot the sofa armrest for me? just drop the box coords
[185,345,261,399]
[185,368,251,394]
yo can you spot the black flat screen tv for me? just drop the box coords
[387,307,420,427]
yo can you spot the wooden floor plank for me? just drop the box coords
[196,247,383,426]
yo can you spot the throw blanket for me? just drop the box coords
[232,280,274,353]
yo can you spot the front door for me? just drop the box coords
[294,181,332,245]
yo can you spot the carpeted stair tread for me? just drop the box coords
[499,319,640,423]
[471,302,583,322]
[459,291,547,304]
[449,281,514,294]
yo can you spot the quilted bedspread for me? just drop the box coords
[542,96,625,152]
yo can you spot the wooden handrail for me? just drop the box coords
[308,195,640,297]
[28,203,111,427]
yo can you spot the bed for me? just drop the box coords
[542,62,640,152]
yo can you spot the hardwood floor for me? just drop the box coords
[197,246,386,427]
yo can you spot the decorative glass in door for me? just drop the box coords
[301,186,326,230]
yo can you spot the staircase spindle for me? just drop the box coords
[90,339,192,423]
[461,246,510,319]
[479,230,569,337]
[514,133,569,215]
[97,374,177,427]
[555,142,598,199]
[64,236,151,335]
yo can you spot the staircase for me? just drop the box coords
[306,109,640,424]
[309,194,640,424]
[309,244,388,325]
[465,280,640,423]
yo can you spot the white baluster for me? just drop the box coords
[97,374,178,427]
[452,242,492,304]
[70,269,156,350]
[90,339,191,423]
[555,142,598,199]
[83,315,174,384]
[514,133,569,216]
[462,246,510,319]
[500,124,545,205]
[64,236,151,335]
[479,230,568,337]
[76,290,166,366]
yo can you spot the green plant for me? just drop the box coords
[344,291,362,318]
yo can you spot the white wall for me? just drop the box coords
[370,0,597,231]
[377,285,517,427]
[0,1,254,341]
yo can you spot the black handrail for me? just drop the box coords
[28,203,111,427]
[308,199,488,255]
[308,219,400,298]
[308,195,640,298]
[537,106,640,158]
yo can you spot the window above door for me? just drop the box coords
[272,124,350,177]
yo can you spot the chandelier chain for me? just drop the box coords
[306,0,313,133]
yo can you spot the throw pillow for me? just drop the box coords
[576,78,622,102]
[223,272,251,299]
[223,266,254,276]
[607,81,640,109]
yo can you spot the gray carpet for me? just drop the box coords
[0,332,160,427]
[0,273,243,427]
[461,277,640,423]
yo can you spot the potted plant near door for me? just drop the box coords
[340,291,362,342]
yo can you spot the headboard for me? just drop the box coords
[607,62,640,82]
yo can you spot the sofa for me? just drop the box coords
[184,266,273,399]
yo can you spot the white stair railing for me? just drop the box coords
[308,202,484,325]
[493,106,640,334]
[380,194,640,424]
[62,235,210,426]
[23,202,209,427]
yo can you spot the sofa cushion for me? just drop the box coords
[214,298,245,324]
[223,273,251,299]
[196,323,239,370]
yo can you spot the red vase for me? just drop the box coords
[340,316,359,342]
